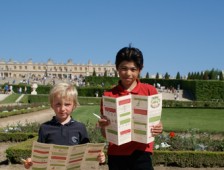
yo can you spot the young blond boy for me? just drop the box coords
[24,82,105,169]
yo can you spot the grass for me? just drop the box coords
[72,105,224,134]
[162,108,224,133]
[72,105,100,125]
[0,93,21,104]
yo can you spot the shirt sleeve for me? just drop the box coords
[37,125,46,143]
[80,124,90,144]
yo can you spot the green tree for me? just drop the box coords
[209,68,216,80]
[92,69,96,77]
[176,72,180,80]
[203,71,209,80]
[196,72,200,79]
[187,72,191,80]
[200,71,204,80]
[164,72,170,80]
[156,72,160,79]
[114,70,118,77]
[146,72,149,78]
[104,70,108,77]
[219,71,223,80]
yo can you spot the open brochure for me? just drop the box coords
[103,93,162,145]
[30,141,105,170]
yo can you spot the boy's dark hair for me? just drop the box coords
[115,45,144,70]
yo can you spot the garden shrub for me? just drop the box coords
[153,150,224,168]
[6,137,35,163]
[85,120,106,143]
[154,130,224,152]
[0,121,39,142]
[0,104,50,118]
[0,132,37,142]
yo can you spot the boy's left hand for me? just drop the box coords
[151,121,163,136]
[97,152,106,164]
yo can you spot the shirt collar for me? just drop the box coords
[117,79,140,95]
[52,116,75,126]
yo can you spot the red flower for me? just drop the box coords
[169,132,175,138]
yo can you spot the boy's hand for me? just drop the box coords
[97,152,106,164]
[22,158,33,169]
[96,115,110,138]
[151,121,163,136]
[98,115,110,128]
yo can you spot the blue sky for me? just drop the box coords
[0,0,223,77]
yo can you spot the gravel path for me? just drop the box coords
[1,108,224,170]
[0,108,55,170]
[0,108,55,128]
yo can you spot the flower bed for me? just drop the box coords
[0,103,50,118]
[154,129,224,152]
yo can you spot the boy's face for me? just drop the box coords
[117,61,140,89]
[51,96,75,123]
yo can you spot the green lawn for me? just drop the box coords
[72,106,224,133]
[162,108,224,133]
[0,93,21,104]
[72,105,101,125]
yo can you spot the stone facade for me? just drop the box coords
[0,58,116,79]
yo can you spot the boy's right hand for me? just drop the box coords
[22,158,33,169]
[98,115,110,128]
[97,115,110,137]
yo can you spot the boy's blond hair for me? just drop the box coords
[49,82,78,106]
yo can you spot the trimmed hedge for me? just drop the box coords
[153,150,224,168]
[0,105,50,118]
[4,94,224,108]
[0,132,37,142]
[6,137,35,163]
[78,96,101,105]
[5,139,224,167]
[1,78,224,101]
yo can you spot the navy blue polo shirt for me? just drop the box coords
[37,116,90,145]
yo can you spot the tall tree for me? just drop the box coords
[92,69,96,76]
[203,71,209,80]
[114,70,118,77]
[187,72,191,80]
[164,72,170,80]
[219,71,223,80]
[200,71,204,80]
[156,72,160,79]
[209,68,216,80]
[146,72,149,78]
[104,70,108,77]
[176,72,181,79]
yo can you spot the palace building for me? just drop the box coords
[0,58,116,80]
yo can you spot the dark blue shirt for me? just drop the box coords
[37,116,90,145]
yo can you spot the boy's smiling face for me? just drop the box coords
[117,61,140,90]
